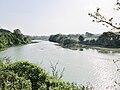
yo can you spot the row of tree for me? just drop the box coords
[49,31,120,48]
[79,32,120,48]
[0,29,31,50]
[88,0,120,48]
[49,34,78,47]
[31,35,49,41]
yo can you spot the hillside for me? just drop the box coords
[0,29,31,50]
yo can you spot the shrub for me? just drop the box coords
[0,71,32,90]
[4,62,47,90]
[0,60,91,90]
[62,38,78,46]
[97,32,120,48]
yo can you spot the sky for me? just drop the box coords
[0,0,118,35]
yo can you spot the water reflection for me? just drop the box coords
[58,43,120,54]
[91,58,118,90]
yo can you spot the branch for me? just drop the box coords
[114,0,120,11]
[88,8,120,31]
[50,62,65,80]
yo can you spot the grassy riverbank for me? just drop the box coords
[55,43,120,53]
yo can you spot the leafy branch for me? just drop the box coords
[88,0,120,31]
[88,8,120,31]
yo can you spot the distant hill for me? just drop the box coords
[31,36,49,41]
[84,32,100,38]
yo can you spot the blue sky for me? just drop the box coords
[0,0,118,35]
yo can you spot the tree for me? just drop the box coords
[62,38,77,46]
[49,34,68,43]
[13,29,22,35]
[78,35,84,42]
[5,62,47,90]
[97,31,120,47]
[88,0,120,48]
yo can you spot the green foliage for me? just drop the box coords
[0,59,91,90]
[97,32,120,48]
[49,34,78,47]
[0,29,31,50]
[0,59,32,90]
[0,71,32,90]
[0,43,5,48]
[62,38,78,46]
[81,32,120,47]
[88,1,120,48]
[49,34,68,43]
[5,61,47,90]
[78,35,84,42]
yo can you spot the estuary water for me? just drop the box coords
[0,40,120,90]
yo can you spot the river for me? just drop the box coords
[0,40,120,90]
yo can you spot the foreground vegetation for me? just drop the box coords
[0,29,31,50]
[0,58,92,90]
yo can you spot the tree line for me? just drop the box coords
[49,31,120,48]
[0,29,31,50]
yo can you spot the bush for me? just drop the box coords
[5,61,47,90]
[49,34,68,43]
[78,35,84,42]
[0,71,32,90]
[62,38,78,46]
[0,60,91,90]
[97,32,120,48]
[0,43,5,48]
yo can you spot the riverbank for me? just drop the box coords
[49,33,120,53]
[55,43,120,53]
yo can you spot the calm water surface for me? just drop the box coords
[0,40,120,90]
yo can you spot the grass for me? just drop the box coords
[85,37,97,41]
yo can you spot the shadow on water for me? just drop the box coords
[56,43,120,54]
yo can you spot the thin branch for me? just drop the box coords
[50,61,65,80]
[58,67,65,80]
[88,8,120,31]
[114,0,120,11]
